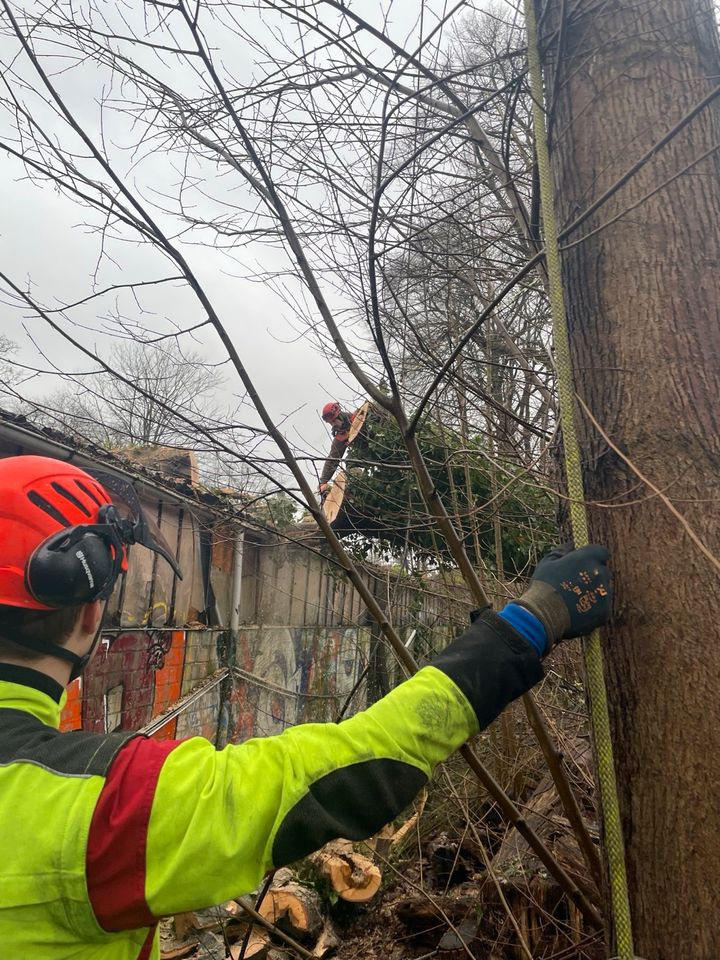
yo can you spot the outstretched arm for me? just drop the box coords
[318,435,349,487]
[86,609,540,926]
[84,544,612,928]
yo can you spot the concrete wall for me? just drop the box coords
[250,537,471,632]
[57,531,470,739]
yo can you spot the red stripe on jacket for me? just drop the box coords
[86,736,183,930]
[137,926,157,960]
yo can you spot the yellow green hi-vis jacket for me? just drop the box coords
[0,609,543,959]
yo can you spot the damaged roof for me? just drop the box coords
[0,407,241,515]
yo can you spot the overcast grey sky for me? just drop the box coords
[0,0,473,487]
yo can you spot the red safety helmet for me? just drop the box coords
[0,456,117,610]
[322,401,341,422]
[0,455,181,612]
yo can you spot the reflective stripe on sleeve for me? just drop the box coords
[87,736,183,930]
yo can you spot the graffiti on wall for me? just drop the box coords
[217,626,371,746]
[221,627,300,744]
[175,685,222,742]
[60,624,372,748]
[59,628,219,739]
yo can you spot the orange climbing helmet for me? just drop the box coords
[322,401,341,422]
[0,455,181,611]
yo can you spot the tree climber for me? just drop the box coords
[318,400,355,497]
[0,454,613,959]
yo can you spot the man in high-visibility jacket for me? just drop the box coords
[0,455,613,959]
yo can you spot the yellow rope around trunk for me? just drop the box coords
[522,2,635,957]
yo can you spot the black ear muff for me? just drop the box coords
[26,527,120,608]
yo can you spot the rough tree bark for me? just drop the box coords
[539,2,720,957]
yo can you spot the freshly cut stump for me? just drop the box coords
[257,882,324,940]
[313,841,382,903]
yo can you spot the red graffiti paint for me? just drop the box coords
[150,630,186,741]
[59,678,82,732]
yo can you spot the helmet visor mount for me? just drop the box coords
[88,472,183,580]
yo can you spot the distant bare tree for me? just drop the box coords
[0,336,22,407]
[39,340,224,447]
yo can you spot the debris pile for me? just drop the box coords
[161,738,603,959]
[160,841,385,960]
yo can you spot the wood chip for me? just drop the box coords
[312,919,341,958]
[229,926,270,958]
[161,944,198,960]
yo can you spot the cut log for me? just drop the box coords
[347,401,370,443]
[312,841,382,902]
[270,867,295,887]
[321,471,347,523]
[179,901,241,933]
[257,882,324,940]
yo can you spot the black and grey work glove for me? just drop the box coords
[515,543,612,647]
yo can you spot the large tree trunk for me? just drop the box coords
[538,2,720,957]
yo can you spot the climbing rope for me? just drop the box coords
[522,2,635,958]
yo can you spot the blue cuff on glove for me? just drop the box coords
[498,603,548,656]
